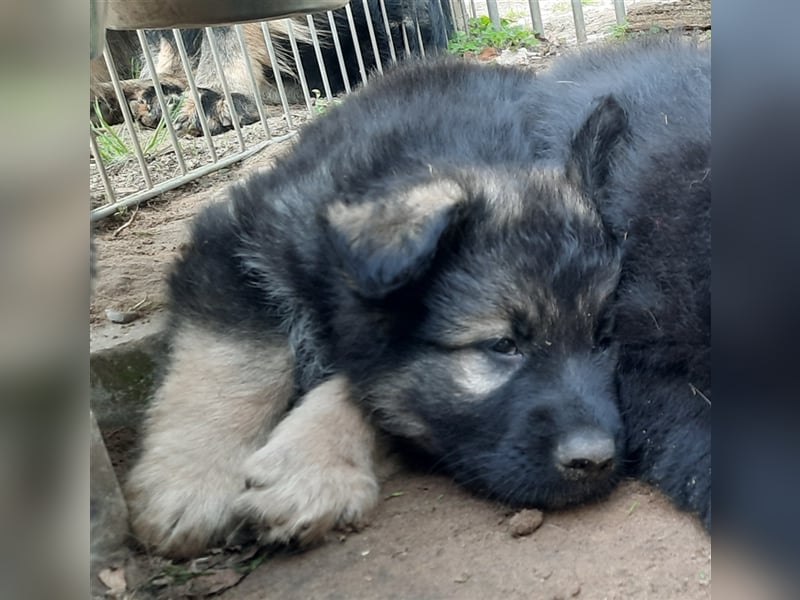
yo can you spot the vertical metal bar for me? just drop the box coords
[434,0,451,51]
[486,0,501,29]
[172,29,218,161]
[345,3,369,85]
[414,12,426,57]
[102,46,153,189]
[457,0,470,30]
[89,127,116,205]
[235,24,272,140]
[204,26,247,150]
[306,15,334,102]
[136,30,188,175]
[327,11,352,93]
[285,20,316,118]
[570,0,587,43]
[377,0,398,63]
[261,22,294,129]
[528,0,544,35]
[469,0,477,20]
[400,18,412,55]
[361,0,384,74]
[442,0,458,32]
[614,0,627,25]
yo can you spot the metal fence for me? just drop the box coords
[89,0,628,222]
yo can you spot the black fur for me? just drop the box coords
[165,37,710,526]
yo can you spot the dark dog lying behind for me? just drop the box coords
[125,36,710,557]
[91,0,452,135]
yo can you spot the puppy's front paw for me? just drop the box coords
[126,455,241,558]
[234,433,379,546]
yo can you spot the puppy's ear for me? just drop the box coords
[567,95,630,196]
[324,179,463,299]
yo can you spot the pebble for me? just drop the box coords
[105,308,141,324]
[508,508,544,537]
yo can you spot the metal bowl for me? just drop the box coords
[100,0,349,30]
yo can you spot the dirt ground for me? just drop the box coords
[224,476,710,600]
[91,2,711,598]
[97,471,710,599]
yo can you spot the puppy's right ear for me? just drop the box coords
[566,94,630,198]
[324,179,463,299]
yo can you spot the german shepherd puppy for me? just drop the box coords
[91,0,452,135]
[126,36,710,557]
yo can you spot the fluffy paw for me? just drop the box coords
[127,80,185,129]
[125,457,242,558]
[174,89,261,136]
[234,438,380,546]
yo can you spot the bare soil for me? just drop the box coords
[219,476,710,600]
[91,2,711,598]
[98,470,710,599]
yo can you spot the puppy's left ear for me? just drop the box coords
[324,179,463,299]
[566,94,630,197]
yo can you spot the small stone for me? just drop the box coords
[105,308,140,324]
[508,508,544,537]
[454,571,470,583]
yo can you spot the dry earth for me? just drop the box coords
[91,2,711,598]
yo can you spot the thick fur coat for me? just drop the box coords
[126,36,710,557]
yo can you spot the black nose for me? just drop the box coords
[555,429,616,479]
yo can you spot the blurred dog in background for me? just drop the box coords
[90,0,452,135]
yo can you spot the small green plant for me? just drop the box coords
[129,57,142,79]
[91,95,184,163]
[92,100,130,162]
[310,89,343,115]
[608,20,630,40]
[143,97,182,153]
[448,15,539,54]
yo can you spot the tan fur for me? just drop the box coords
[247,19,315,81]
[454,349,517,397]
[229,20,316,104]
[125,324,295,558]
[235,375,383,546]
[436,319,513,347]
[326,179,464,256]
[154,34,183,77]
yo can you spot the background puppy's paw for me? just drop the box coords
[125,459,240,558]
[173,89,260,136]
[234,441,380,546]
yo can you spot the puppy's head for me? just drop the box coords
[322,96,629,509]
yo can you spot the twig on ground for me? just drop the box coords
[112,205,139,237]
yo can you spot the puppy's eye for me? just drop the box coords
[593,336,613,353]
[490,337,520,355]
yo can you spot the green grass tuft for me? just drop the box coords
[448,16,539,54]
[608,20,631,40]
[91,95,184,163]
[310,89,344,115]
